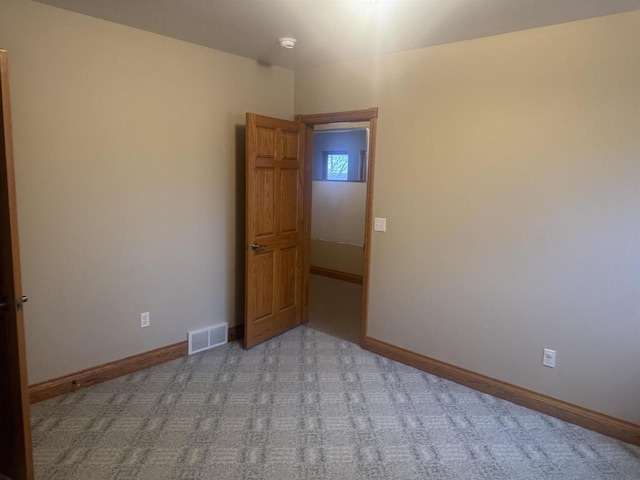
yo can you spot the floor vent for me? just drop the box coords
[188,323,228,355]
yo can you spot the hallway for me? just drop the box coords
[307,274,362,345]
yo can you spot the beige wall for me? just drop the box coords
[311,181,366,275]
[311,180,366,244]
[296,12,640,423]
[310,239,363,276]
[0,0,293,383]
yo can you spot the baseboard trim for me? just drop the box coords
[310,265,363,285]
[29,341,188,404]
[362,336,640,446]
[30,324,246,404]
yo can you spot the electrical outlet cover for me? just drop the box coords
[543,348,556,368]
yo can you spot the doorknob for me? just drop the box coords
[251,242,266,251]
[16,295,28,311]
[0,296,27,311]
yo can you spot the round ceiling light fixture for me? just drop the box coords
[278,37,297,49]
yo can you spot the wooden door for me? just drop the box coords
[245,113,305,348]
[0,49,34,480]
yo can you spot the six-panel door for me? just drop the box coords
[245,113,304,348]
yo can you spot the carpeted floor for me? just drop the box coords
[30,279,640,479]
[30,331,640,480]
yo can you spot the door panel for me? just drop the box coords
[256,127,276,157]
[245,113,304,348]
[254,168,275,236]
[0,49,34,480]
[278,246,297,309]
[279,168,299,232]
[282,130,299,159]
[253,252,275,320]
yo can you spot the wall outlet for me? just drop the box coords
[543,348,556,368]
[140,312,150,328]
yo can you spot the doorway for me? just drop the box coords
[297,108,378,347]
[307,123,367,344]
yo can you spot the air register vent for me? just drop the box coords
[188,323,228,355]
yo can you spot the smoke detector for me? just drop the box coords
[278,37,297,49]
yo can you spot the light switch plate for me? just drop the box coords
[374,217,387,232]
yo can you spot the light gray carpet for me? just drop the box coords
[30,325,640,480]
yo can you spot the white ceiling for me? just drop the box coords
[35,0,640,70]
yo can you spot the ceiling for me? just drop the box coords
[35,0,640,70]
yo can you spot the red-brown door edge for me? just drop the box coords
[0,48,35,480]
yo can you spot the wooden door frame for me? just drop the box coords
[295,108,378,345]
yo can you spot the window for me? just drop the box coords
[312,128,368,182]
[323,151,349,181]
